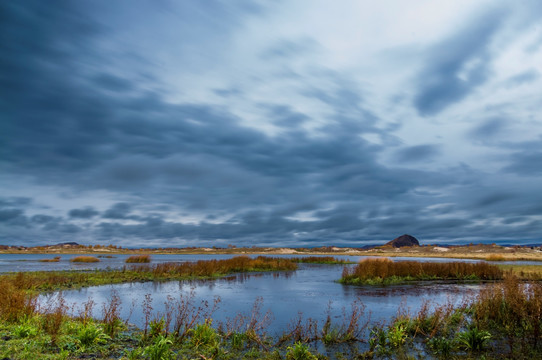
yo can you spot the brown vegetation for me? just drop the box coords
[0,274,37,322]
[39,256,61,262]
[139,255,298,277]
[70,256,100,263]
[342,258,503,283]
[485,254,506,261]
[125,254,151,263]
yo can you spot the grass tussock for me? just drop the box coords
[39,256,61,262]
[125,254,151,263]
[341,258,503,284]
[70,256,100,263]
[485,254,506,261]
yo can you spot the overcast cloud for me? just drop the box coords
[1,0,541,247]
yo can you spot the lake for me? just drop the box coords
[1,253,534,337]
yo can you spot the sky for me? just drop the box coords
[1,0,542,248]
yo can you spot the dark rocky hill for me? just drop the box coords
[386,234,419,248]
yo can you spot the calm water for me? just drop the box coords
[40,263,479,335]
[3,253,534,335]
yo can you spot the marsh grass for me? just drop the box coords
[341,258,503,284]
[70,256,100,263]
[39,256,61,262]
[125,254,151,263]
[0,256,298,292]
[2,271,542,359]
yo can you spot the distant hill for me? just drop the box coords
[386,234,420,248]
[54,242,80,247]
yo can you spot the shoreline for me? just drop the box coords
[2,244,542,262]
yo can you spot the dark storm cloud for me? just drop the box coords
[1,1,541,247]
[69,207,99,219]
[0,197,32,208]
[30,214,56,224]
[103,203,134,220]
[0,209,24,222]
[394,144,440,163]
[413,8,505,115]
[502,151,542,176]
[92,74,134,93]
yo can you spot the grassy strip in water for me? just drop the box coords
[290,256,355,264]
[340,258,503,285]
[125,254,151,263]
[71,256,100,263]
[0,256,298,292]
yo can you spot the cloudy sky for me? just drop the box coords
[1,0,542,247]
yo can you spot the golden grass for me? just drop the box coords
[485,254,506,261]
[342,258,503,283]
[70,256,100,263]
[125,254,151,263]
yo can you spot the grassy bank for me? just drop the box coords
[340,258,504,285]
[0,256,298,292]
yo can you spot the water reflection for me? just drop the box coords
[46,263,480,335]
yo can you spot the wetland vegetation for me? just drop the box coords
[340,258,504,285]
[1,255,542,359]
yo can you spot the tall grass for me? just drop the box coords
[126,254,151,263]
[139,256,298,278]
[473,276,542,353]
[0,275,37,322]
[70,256,100,263]
[341,258,503,284]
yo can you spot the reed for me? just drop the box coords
[125,254,151,263]
[472,276,542,354]
[70,256,100,263]
[341,258,503,284]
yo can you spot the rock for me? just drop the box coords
[386,234,420,248]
